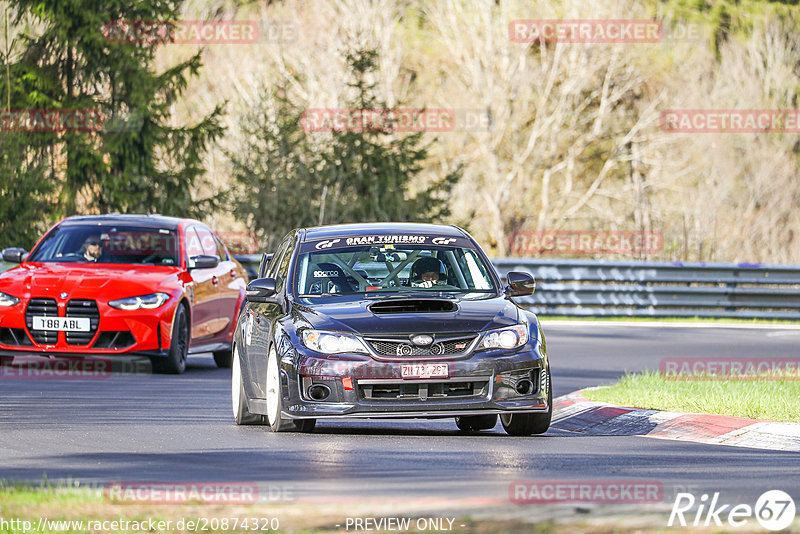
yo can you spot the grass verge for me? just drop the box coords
[583,371,800,422]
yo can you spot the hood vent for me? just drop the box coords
[369,299,457,314]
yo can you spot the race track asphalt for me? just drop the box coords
[1,323,798,511]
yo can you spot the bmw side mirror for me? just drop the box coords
[506,271,536,297]
[246,277,277,303]
[188,254,220,270]
[2,248,28,263]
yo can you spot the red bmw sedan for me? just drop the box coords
[0,215,247,373]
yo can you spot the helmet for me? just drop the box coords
[410,256,447,283]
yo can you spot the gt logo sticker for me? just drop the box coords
[432,237,457,245]
[315,239,341,250]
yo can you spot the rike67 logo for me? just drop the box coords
[669,490,796,531]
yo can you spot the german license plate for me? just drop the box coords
[401,363,449,379]
[31,316,90,332]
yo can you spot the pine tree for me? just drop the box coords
[230,48,460,249]
[0,132,53,249]
[4,0,223,218]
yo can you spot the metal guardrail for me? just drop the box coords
[3,256,798,320]
[493,259,800,320]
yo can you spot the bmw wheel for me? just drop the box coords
[152,305,189,374]
[214,350,233,368]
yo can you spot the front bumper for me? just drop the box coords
[0,299,175,356]
[278,345,549,420]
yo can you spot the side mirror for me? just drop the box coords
[505,271,536,297]
[2,248,28,263]
[188,254,220,270]
[246,277,277,303]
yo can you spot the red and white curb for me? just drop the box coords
[552,390,800,452]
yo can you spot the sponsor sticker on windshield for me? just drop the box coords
[302,235,470,252]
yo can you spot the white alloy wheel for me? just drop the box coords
[266,346,281,425]
[232,345,243,418]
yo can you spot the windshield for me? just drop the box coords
[294,236,497,296]
[27,224,180,266]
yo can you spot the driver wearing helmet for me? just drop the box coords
[410,256,448,288]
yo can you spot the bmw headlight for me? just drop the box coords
[479,324,529,350]
[301,330,367,354]
[108,292,170,310]
[0,292,20,307]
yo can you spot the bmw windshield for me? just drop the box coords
[294,235,498,297]
[26,224,180,266]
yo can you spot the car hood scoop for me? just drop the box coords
[368,299,457,314]
[296,295,519,335]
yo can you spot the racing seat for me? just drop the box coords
[307,262,355,294]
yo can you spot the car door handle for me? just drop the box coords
[212,276,219,286]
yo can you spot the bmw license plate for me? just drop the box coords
[32,316,90,332]
[401,363,449,379]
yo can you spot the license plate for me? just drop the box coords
[31,316,90,332]
[401,363,449,379]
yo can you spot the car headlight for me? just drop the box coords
[479,324,529,350]
[301,330,367,354]
[108,292,170,310]
[0,292,20,307]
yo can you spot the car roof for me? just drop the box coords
[301,223,467,242]
[59,214,196,230]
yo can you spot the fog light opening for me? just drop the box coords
[308,384,331,401]
[515,379,533,395]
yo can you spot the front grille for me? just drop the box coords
[65,300,100,345]
[365,335,477,357]
[359,378,490,400]
[0,327,33,347]
[25,298,58,344]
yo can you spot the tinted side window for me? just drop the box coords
[213,235,229,261]
[185,227,204,261]
[195,227,218,256]
[258,253,270,279]
[274,237,296,292]
[267,237,292,278]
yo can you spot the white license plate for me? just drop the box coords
[401,363,449,379]
[32,316,90,332]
